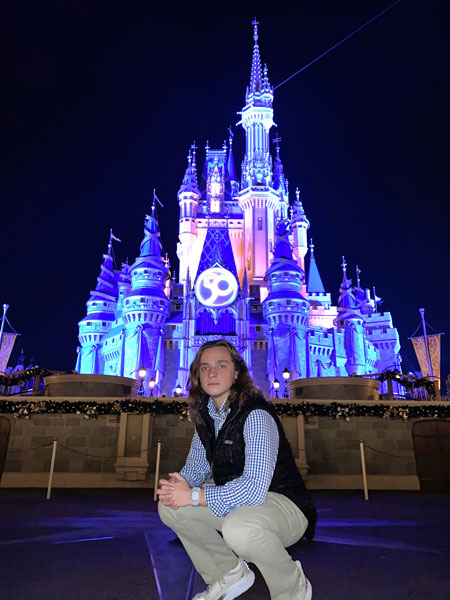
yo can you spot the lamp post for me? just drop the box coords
[138,366,147,396]
[149,377,156,397]
[175,382,182,397]
[273,378,280,399]
[282,367,290,398]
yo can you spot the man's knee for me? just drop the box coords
[158,501,180,527]
[222,510,259,557]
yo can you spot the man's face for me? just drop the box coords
[198,346,238,408]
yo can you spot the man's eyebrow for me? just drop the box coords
[199,359,231,366]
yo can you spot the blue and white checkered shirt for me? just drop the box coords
[180,397,279,517]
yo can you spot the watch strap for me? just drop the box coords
[190,486,201,507]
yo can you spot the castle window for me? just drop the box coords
[286,300,291,305]
[86,322,92,326]
[92,302,97,306]
[140,297,145,303]
[103,302,107,306]
[256,326,261,332]
[258,217,263,230]
[102,322,106,326]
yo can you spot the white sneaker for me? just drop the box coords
[294,560,312,600]
[192,559,255,600]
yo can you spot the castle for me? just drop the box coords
[75,22,401,397]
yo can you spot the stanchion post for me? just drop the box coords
[47,437,58,500]
[359,439,369,501]
[153,440,162,502]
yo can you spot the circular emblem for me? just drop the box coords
[195,267,238,308]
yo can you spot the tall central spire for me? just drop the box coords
[240,20,275,188]
[249,19,263,93]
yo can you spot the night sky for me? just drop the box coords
[2,1,449,389]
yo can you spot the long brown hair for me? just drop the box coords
[188,339,260,418]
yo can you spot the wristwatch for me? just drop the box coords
[190,487,201,506]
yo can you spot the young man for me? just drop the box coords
[157,340,316,600]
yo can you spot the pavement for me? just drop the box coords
[0,489,449,600]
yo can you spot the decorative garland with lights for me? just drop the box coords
[0,367,54,387]
[377,370,436,394]
[0,398,449,421]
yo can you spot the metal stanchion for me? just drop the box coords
[359,439,369,501]
[46,437,58,500]
[153,440,162,501]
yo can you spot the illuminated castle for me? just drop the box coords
[76,22,401,396]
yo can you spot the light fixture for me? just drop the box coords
[138,366,147,396]
[273,378,280,399]
[175,382,182,397]
[149,377,156,397]
[282,367,290,398]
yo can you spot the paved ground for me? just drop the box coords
[0,489,448,600]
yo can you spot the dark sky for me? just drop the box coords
[1,1,449,389]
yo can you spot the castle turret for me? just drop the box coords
[333,257,366,375]
[291,188,310,273]
[122,199,170,395]
[77,233,118,374]
[177,145,201,284]
[272,137,289,221]
[263,222,310,395]
[227,129,239,197]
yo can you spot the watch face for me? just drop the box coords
[192,489,200,500]
[195,266,238,308]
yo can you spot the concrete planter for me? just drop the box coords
[43,374,140,397]
[289,376,380,401]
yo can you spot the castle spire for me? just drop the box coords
[249,19,263,93]
[306,239,326,294]
[139,193,164,259]
[227,127,237,183]
[178,144,199,195]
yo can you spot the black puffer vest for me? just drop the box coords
[196,394,317,540]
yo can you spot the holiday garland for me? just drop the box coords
[0,398,448,421]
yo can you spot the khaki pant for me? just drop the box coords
[158,492,308,600]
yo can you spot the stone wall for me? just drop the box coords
[3,413,120,485]
[1,397,445,490]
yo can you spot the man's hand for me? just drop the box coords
[157,472,191,510]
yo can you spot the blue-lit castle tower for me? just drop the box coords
[76,22,401,396]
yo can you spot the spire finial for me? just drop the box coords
[295,187,300,203]
[252,18,259,43]
[228,126,234,146]
[356,264,361,288]
[309,238,314,253]
[191,141,197,170]
[273,135,282,158]
[341,256,347,276]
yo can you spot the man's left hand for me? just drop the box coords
[157,472,192,509]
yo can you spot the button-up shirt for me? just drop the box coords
[180,397,279,517]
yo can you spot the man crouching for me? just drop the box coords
[157,339,316,600]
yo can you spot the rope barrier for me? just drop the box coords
[57,443,161,460]
[41,439,163,500]
[363,443,413,459]
[7,442,54,453]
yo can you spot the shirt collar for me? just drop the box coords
[207,397,230,420]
